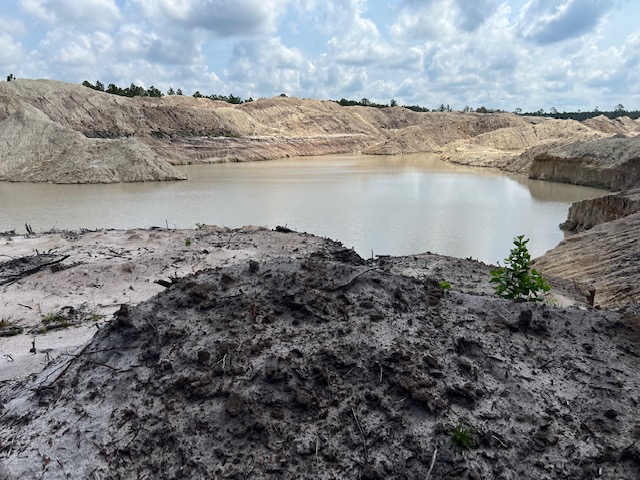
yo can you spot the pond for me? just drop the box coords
[0,153,605,264]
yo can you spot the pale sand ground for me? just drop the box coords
[0,227,286,382]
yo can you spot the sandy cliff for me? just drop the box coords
[535,211,640,307]
[560,188,640,233]
[5,78,634,183]
[529,137,640,190]
[530,137,640,307]
[0,104,186,183]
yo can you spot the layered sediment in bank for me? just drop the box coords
[536,212,640,307]
[529,137,640,190]
[5,78,639,184]
[560,188,640,232]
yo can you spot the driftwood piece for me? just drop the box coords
[0,254,70,286]
[154,274,181,288]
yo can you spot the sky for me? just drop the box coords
[0,0,638,112]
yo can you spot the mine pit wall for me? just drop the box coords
[561,188,640,233]
[529,153,640,191]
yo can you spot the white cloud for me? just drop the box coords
[0,33,24,65]
[20,0,121,30]
[389,0,497,40]
[113,23,205,66]
[0,15,26,36]
[225,37,310,96]
[517,0,614,45]
[1,0,637,112]
[132,0,287,37]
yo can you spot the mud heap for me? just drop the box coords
[1,236,638,479]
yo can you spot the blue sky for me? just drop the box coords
[0,0,638,112]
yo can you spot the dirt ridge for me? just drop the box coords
[1,232,639,479]
[5,78,638,183]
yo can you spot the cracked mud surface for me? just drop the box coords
[1,232,639,479]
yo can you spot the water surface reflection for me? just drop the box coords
[0,153,605,264]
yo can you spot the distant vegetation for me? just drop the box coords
[81,80,252,104]
[81,80,638,119]
[335,97,639,119]
[520,105,640,121]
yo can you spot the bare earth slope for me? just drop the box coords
[1,229,639,479]
[2,78,626,183]
[0,104,187,183]
[560,187,640,233]
[530,137,640,307]
[536,212,640,307]
[529,137,640,190]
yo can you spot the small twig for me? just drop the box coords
[540,358,554,369]
[83,359,125,371]
[351,404,368,462]
[145,317,158,334]
[492,435,507,448]
[303,305,330,322]
[79,346,141,355]
[214,353,229,369]
[332,267,381,292]
[425,447,438,480]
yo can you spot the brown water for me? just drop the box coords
[0,154,605,264]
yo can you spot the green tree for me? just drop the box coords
[106,83,121,95]
[6,73,14,82]
[390,98,397,107]
[490,235,551,302]
[176,88,183,95]
[167,87,175,95]
[146,85,162,97]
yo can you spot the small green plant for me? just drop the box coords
[184,237,192,246]
[490,235,551,302]
[41,311,67,325]
[451,421,473,450]
[0,318,22,337]
[439,280,452,290]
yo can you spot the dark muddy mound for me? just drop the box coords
[1,246,639,479]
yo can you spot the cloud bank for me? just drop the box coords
[1,0,637,112]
